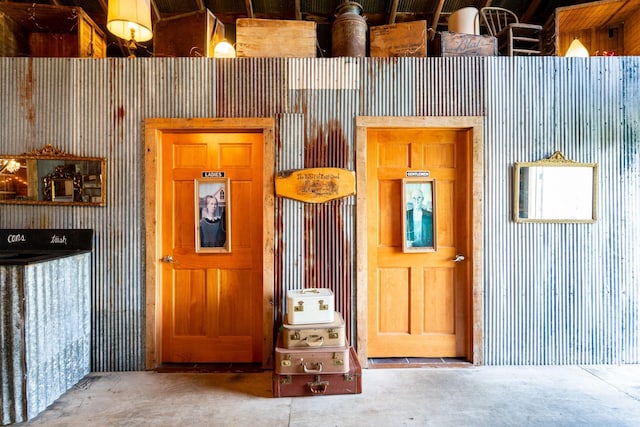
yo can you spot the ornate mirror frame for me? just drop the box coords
[513,151,597,223]
[0,144,106,206]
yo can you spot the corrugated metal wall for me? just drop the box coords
[0,57,638,370]
[0,254,90,424]
[484,57,640,364]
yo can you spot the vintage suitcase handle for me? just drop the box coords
[300,288,320,294]
[302,361,323,373]
[308,376,329,395]
[303,335,324,347]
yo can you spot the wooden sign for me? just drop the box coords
[275,167,356,203]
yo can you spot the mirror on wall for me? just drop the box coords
[513,151,597,223]
[0,144,105,206]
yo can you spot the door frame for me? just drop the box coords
[355,116,484,367]
[144,117,275,369]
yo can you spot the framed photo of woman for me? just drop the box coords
[195,178,230,253]
[402,178,436,253]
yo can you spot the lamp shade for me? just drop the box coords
[107,0,153,42]
[214,41,236,58]
[565,39,589,57]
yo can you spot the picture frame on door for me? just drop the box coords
[195,178,230,253]
[402,178,436,253]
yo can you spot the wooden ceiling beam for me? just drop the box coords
[96,0,107,13]
[150,0,160,21]
[521,0,542,23]
[429,0,445,39]
[195,0,205,11]
[295,0,301,20]
[388,0,399,24]
[245,0,254,18]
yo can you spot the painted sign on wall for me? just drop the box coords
[275,167,356,203]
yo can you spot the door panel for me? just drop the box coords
[367,128,470,358]
[161,132,263,363]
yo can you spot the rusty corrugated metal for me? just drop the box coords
[274,113,306,334]
[1,56,639,371]
[288,58,358,344]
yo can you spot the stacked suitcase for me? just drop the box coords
[272,288,362,397]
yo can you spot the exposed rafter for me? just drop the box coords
[245,0,254,19]
[295,0,301,20]
[150,0,160,21]
[521,0,543,23]
[430,0,445,39]
[388,0,399,24]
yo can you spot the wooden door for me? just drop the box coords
[366,128,471,357]
[161,131,264,363]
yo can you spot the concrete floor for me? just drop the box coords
[16,364,640,427]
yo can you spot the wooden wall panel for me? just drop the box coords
[625,8,640,55]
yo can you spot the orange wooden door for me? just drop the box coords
[161,131,264,363]
[366,128,471,357]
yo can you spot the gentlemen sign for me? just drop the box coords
[275,167,356,203]
[406,171,430,177]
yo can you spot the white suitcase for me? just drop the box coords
[282,312,345,348]
[286,288,335,325]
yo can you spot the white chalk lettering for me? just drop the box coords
[50,234,68,245]
[7,234,26,243]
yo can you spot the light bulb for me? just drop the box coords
[214,41,236,58]
[565,39,589,57]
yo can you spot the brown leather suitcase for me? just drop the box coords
[272,346,362,397]
[281,311,345,349]
[274,332,350,375]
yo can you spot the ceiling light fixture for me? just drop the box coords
[107,0,153,53]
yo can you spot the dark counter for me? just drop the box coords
[0,249,91,265]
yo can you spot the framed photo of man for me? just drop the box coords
[402,178,436,253]
[195,178,230,253]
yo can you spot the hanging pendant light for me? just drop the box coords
[107,0,153,44]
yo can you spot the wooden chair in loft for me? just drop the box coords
[480,7,543,56]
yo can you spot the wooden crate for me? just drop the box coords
[370,20,428,57]
[0,2,105,58]
[235,18,316,58]
[154,9,224,58]
[431,31,496,57]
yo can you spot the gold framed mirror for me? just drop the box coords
[513,151,597,223]
[0,144,105,206]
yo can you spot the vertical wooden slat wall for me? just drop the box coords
[0,57,638,371]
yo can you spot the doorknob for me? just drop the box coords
[452,254,465,263]
[161,255,175,263]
